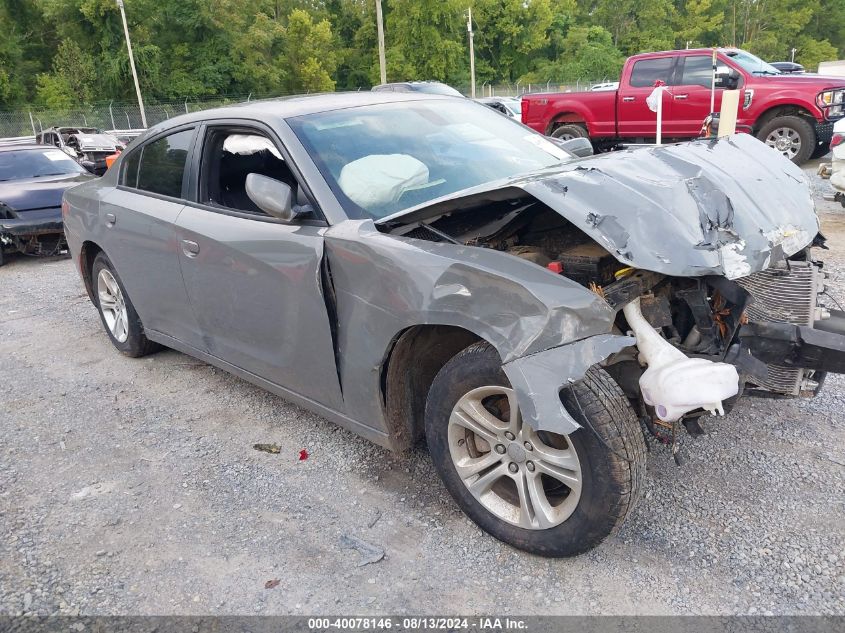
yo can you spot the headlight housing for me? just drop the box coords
[817,89,845,118]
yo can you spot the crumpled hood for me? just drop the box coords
[71,133,120,151]
[521,134,818,278]
[379,134,819,279]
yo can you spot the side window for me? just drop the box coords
[132,129,194,197]
[200,129,305,215]
[121,148,142,188]
[629,58,674,88]
[677,56,713,88]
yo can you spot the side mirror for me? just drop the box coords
[245,173,302,222]
[715,67,740,89]
[555,136,594,158]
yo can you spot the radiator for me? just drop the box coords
[736,261,823,395]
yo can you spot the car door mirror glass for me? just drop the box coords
[245,173,301,222]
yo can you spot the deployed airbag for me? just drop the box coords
[339,154,429,209]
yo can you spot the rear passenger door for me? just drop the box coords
[174,122,344,411]
[99,126,203,346]
[617,56,676,137]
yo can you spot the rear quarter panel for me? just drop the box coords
[63,177,108,281]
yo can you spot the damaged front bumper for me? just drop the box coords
[0,210,66,259]
[502,333,635,436]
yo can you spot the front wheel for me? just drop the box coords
[424,341,646,557]
[756,115,815,165]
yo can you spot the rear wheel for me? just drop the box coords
[424,341,646,557]
[92,252,159,357]
[551,123,588,141]
[756,115,815,164]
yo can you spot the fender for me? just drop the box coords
[747,95,825,126]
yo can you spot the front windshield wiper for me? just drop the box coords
[753,70,781,76]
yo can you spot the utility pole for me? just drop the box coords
[375,0,387,85]
[791,47,797,63]
[116,0,147,128]
[467,7,476,98]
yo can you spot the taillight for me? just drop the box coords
[61,199,69,219]
[831,133,844,150]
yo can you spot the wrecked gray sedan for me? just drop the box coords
[62,93,845,557]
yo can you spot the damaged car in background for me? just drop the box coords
[62,93,845,557]
[36,126,125,176]
[0,144,94,266]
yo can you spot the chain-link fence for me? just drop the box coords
[0,93,293,138]
[0,81,608,138]
[462,79,615,97]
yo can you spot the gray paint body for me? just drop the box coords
[62,93,820,446]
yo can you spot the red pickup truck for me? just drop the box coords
[522,48,845,164]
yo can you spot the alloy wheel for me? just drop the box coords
[97,268,129,343]
[765,127,802,159]
[447,385,582,529]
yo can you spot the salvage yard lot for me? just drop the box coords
[1,164,844,616]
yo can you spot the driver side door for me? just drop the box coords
[174,122,344,411]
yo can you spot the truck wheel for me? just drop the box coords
[424,341,646,557]
[551,124,588,141]
[756,116,815,164]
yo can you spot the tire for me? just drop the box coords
[91,252,159,357]
[424,341,646,557]
[756,115,815,165]
[810,142,830,160]
[551,123,588,141]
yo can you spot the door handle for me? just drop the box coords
[181,239,200,257]
[674,94,688,100]
[622,96,635,102]
[105,213,116,226]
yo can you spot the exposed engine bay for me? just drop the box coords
[383,196,840,452]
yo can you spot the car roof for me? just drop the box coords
[142,91,458,135]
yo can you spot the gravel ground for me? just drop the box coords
[1,160,844,617]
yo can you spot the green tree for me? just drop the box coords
[795,36,839,71]
[1,0,843,107]
[675,0,724,48]
[36,38,97,107]
[284,8,337,92]
[471,0,554,81]
[384,0,465,82]
[522,25,624,83]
